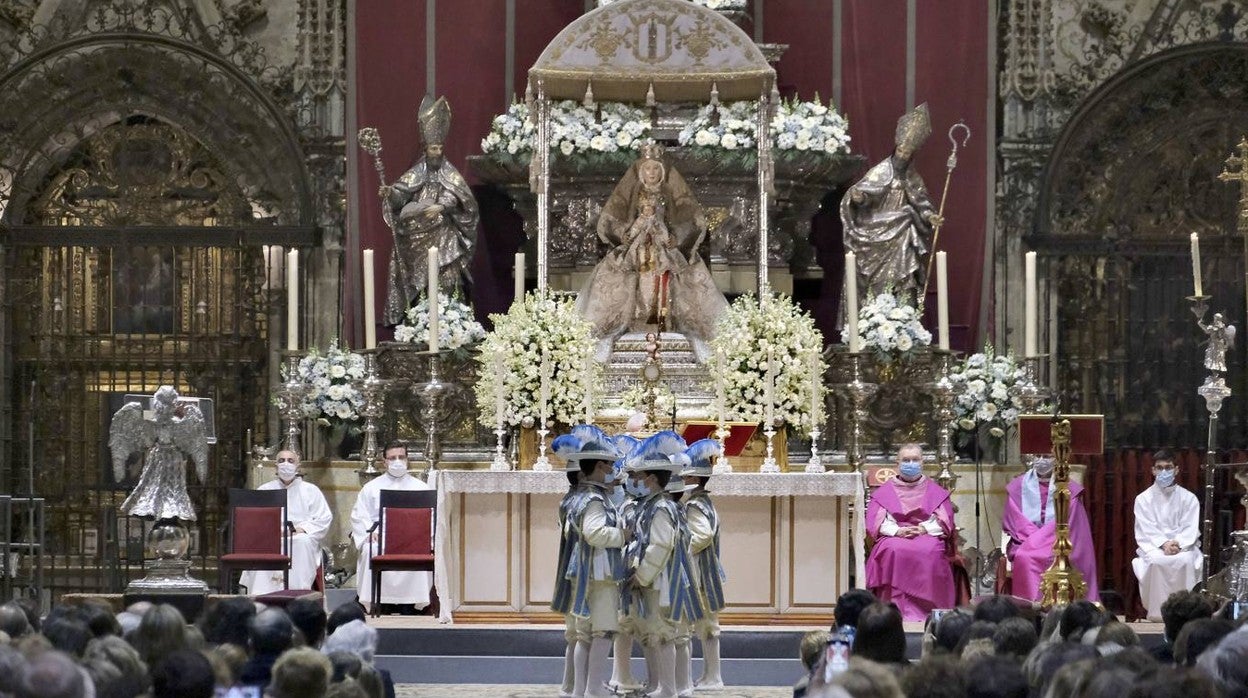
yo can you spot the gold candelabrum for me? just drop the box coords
[1039,417,1088,606]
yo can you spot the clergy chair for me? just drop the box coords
[367,489,436,617]
[994,532,1013,595]
[218,488,291,594]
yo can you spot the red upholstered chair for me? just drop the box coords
[218,488,291,594]
[368,489,436,617]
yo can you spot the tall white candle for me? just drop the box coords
[715,346,727,423]
[936,251,950,351]
[493,348,506,428]
[514,252,526,305]
[427,246,440,352]
[286,249,298,351]
[539,352,551,426]
[582,351,594,424]
[1191,232,1203,297]
[1024,251,1037,358]
[363,249,376,349]
[808,350,821,424]
[845,252,860,352]
[764,346,775,428]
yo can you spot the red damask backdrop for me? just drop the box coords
[351,0,992,352]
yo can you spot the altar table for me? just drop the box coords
[430,470,865,624]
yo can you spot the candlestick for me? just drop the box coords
[1191,232,1203,297]
[760,347,779,473]
[286,249,298,351]
[805,349,825,473]
[427,247,440,352]
[582,351,595,424]
[1024,251,1037,358]
[514,252,526,305]
[490,348,511,471]
[713,346,733,474]
[363,249,376,349]
[936,251,949,351]
[353,351,389,481]
[845,252,860,352]
[534,352,553,471]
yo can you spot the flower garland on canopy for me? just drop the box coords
[481,101,651,158]
[597,0,746,8]
[677,97,852,157]
[842,290,932,362]
[948,344,1028,447]
[276,339,366,426]
[709,294,825,433]
[473,292,602,428]
[393,292,486,359]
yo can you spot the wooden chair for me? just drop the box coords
[218,488,291,594]
[367,489,436,617]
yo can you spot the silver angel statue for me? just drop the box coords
[1199,312,1236,373]
[840,103,942,304]
[383,95,480,325]
[575,143,728,362]
[109,386,209,522]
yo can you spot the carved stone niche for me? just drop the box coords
[825,347,943,457]
[468,148,862,294]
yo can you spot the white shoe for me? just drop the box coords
[693,636,724,690]
[586,637,616,698]
[646,643,678,698]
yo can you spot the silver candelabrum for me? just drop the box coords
[713,423,734,474]
[927,350,958,491]
[277,351,308,456]
[1190,294,1230,585]
[353,351,390,480]
[413,351,450,477]
[760,419,780,473]
[1012,354,1050,415]
[836,352,878,472]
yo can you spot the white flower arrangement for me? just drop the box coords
[618,381,677,416]
[393,292,486,357]
[597,0,746,8]
[481,101,651,157]
[473,292,602,428]
[709,294,825,433]
[948,344,1027,445]
[842,291,931,362]
[278,339,367,425]
[677,97,852,157]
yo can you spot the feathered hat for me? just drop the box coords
[625,430,687,473]
[418,95,452,146]
[894,103,931,151]
[665,453,696,493]
[553,424,618,472]
[681,439,722,478]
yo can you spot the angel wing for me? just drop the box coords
[171,403,210,483]
[108,402,151,483]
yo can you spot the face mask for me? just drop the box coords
[608,485,627,509]
[387,458,408,478]
[1156,469,1176,488]
[898,460,922,480]
[1033,458,1055,478]
[276,463,299,482]
[633,480,652,498]
[624,479,643,498]
[604,465,620,485]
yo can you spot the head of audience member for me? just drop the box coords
[79,601,121,639]
[286,598,329,649]
[200,596,256,648]
[1080,666,1138,698]
[323,619,379,664]
[0,603,31,639]
[82,636,150,698]
[114,612,141,638]
[825,657,904,698]
[954,620,999,657]
[326,678,371,698]
[249,608,295,657]
[852,603,907,665]
[130,604,189,670]
[1176,617,1235,667]
[973,595,1021,624]
[326,602,368,638]
[1096,620,1141,649]
[207,643,248,687]
[327,649,364,682]
[1041,657,1098,698]
[963,654,1028,698]
[150,649,214,698]
[833,589,877,631]
[900,655,965,698]
[800,630,831,672]
[1196,626,1248,695]
[1128,667,1221,698]
[1059,600,1105,642]
[13,632,51,659]
[931,610,974,655]
[1099,646,1158,675]
[0,645,27,696]
[13,598,40,634]
[992,616,1038,659]
[1026,642,1098,696]
[269,647,332,698]
[1163,591,1215,643]
[16,650,87,698]
[41,615,91,658]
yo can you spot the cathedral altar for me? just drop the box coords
[430,470,864,624]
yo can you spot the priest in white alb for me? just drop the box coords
[240,449,333,595]
[1132,449,1202,620]
[351,441,435,612]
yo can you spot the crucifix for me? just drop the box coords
[1216,136,1248,323]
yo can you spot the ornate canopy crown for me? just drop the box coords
[894,103,932,151]
[418,95,452,146]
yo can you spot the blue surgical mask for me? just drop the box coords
[608,485,627,509]
[1156,469,1176,488]
[634,481,653,498]
[899,460,922,480]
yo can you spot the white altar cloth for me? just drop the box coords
[430,470,865,623]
